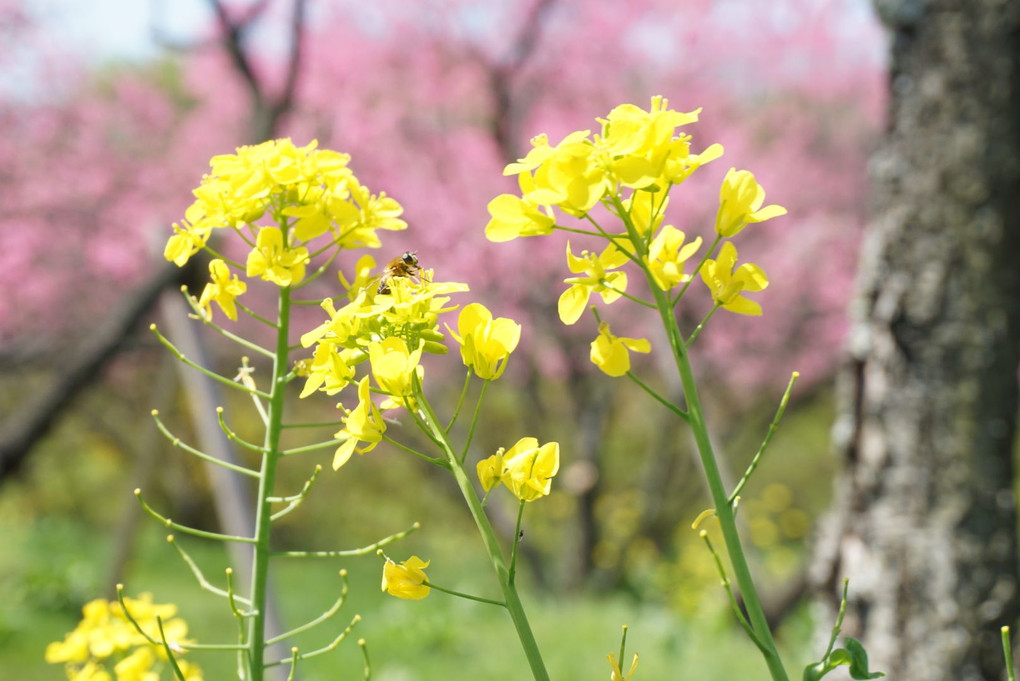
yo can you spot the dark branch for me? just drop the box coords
[0,261,197,482]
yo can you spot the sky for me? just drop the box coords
[31,0,210,62]
[7,0,884,103]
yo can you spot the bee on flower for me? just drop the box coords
[377,250,422,294]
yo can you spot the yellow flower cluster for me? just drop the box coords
[484,96,786,377]
[299,271,469,469]
[45,594,201,681]
[295,250,525,470]
[485,97,724,241]
[164,138,408,319]
[477,437,561,502]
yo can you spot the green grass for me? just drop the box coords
[1,515,816,680]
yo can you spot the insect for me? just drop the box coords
[377,251,421,294]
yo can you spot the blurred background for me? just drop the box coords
[0,0,888,678]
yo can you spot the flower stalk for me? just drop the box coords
[413,387,551,681]
[650,279,790,681]
[245,285,292,681]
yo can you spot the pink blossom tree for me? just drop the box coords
[1,0,884,592]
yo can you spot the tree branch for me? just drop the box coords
[0,260,197,482]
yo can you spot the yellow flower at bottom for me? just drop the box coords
[608,652,639,681]
[382,556,431,600]
[113,647,155,681]
[590,322,651,377]
[46,595,201,681]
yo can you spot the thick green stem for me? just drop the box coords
[653,287,789,681]
[247,287,292,681]
[415,392,550,681]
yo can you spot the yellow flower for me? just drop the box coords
[298,341,356,398]
[164,226,206,268]
[664,141,724,185]
[485,176,556,242]
[66,660,111,681]
[336,184,408,249]
[501,437,560,502]
[608,652,639,681]
[46,595,200,681]
[166,139,412,277]
[338,254,378,299]
[112,647,154,681]
[449,303,522,380]
[332,377,386,470]
[558,242,629,325]
[381,556,431,600]
[646,225,702,290]
[590,322,651,377]
[476,449,505,492]
[526,131,609,215]
[715,167,787,237]
[245,226,310,287]
[369,337,423,406]
[503,132,560,175]
[624,192,668,238]
[700,241,769,315]
[300,297,363,350]
[196,259,247,321]
[599,96,701,189]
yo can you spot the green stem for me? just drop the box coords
[459,378,489,462]
[651,285,789,681]
[445,369,472,432]
[247,286,293,681]
[1004,626,1016,681]
[728,371,799,505]
[423,581,505,606]
[508,499,526,585]
[414,390,550,681]
[625,371,688,421]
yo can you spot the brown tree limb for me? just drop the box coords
[0,260,196,481]
[207,0,306,142]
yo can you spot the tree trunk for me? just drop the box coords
[811,2,1020,680]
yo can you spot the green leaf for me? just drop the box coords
[845,637,885,679]
[802,661,828,681]
[828,649,851,666]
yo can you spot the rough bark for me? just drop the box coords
[811,2,1020,680]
